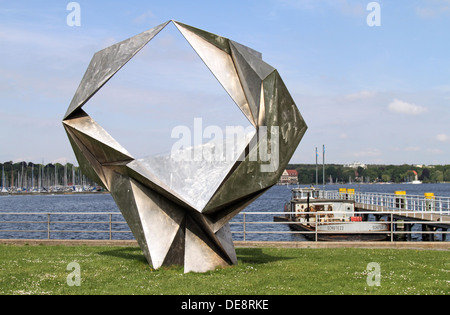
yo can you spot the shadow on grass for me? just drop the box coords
[236,248,294,265]
[98,247,147,264]
[97,247,293,271]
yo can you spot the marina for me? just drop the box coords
[0,162,100,194]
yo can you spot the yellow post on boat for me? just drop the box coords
[347,188,355,200]
[424,193,435,211]
[339,188,347,199]
[395,191,406,209]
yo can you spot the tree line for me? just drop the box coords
[287,164,450,185]
[2,161,450,188]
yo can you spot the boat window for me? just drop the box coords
[292,188,320,199]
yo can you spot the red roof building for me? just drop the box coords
[286,170,298,177]
[278,169,299,185]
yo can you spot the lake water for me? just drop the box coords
[1,183,449,241]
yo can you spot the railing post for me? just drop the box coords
[315,213,318,242]
[243,213,246,242]
[47,213,50,240]
[390,213,394,242]
[109,213,112,240]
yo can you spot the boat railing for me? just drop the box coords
[0,210,448,243]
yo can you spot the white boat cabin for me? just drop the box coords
[287,188,355,223]
[291,187,321,200]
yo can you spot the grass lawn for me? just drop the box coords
[0,245,448,295]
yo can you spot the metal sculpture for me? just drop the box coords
[63,20,307,273]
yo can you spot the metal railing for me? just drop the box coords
[0,212,132,240]
[230,211,450,242]
[1,211,448,242]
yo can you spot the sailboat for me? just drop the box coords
[1,166,8,193]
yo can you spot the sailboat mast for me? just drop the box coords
[322,145,325,191]
[1,165,4,191]
[64,163,67,188]
[315,147,318,186]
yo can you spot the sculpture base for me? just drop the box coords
[107,169,237,273]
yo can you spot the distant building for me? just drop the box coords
[344,161,367,169]
[278,169,299,185]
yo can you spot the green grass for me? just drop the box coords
[0,245,448,295]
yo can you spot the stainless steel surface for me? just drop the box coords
[63,20,307,273]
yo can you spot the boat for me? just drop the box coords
[274,187,390,241]
[407,170,422,184]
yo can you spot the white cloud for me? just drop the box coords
[388,99,428,115]
[344,90,376,101]
[416,7,439,19]
[132,10,156,24]
[416,1,450,19]
[437,134,450,142]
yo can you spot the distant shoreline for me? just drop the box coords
[0,191,110,196]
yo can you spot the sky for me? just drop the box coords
[0,0,450,166]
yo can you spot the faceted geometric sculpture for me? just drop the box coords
[63,20,307,273]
